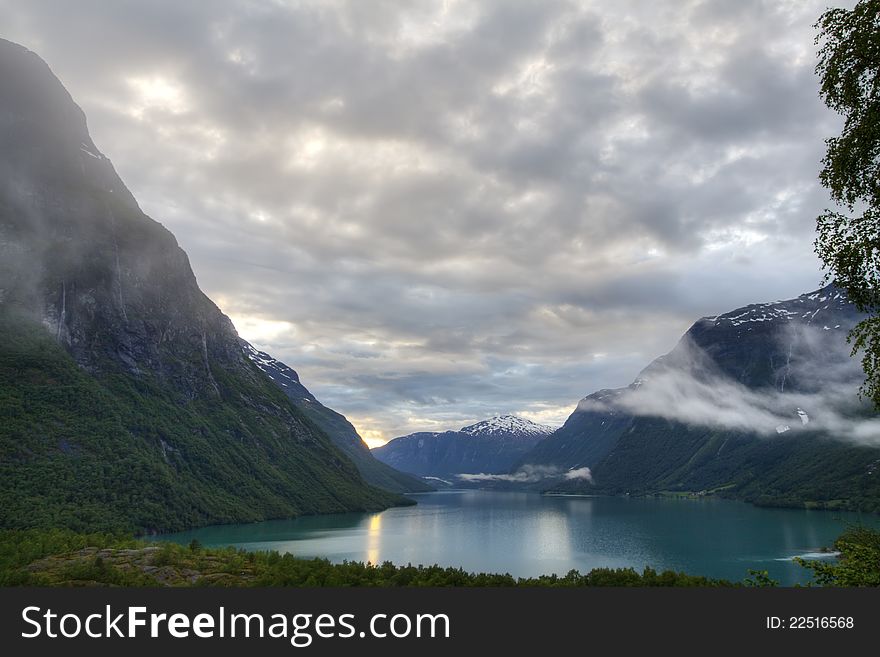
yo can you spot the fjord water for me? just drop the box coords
[158,491,877,585]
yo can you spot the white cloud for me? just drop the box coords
[563,467,593,481]
[581,329,880,445]
[456,464,592,483]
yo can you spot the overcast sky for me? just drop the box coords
[0,0,856,445]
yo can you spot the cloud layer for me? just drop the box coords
[580,328,880,445]
[0,0,857,441]
[457,464,593,484]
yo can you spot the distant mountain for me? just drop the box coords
[0,38,402,533]
[242,342,432,493]
[372,415,554,481]
[518,285,880,511]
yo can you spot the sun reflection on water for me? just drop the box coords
[366,513,382,565]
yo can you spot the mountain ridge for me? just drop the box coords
[516,284,880,511]
[372,414,554,480]
[0,37,403,533]
[241,341,433,493]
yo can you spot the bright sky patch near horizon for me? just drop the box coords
[0,0,856,446]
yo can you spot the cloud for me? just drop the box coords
[563,467,593,482]
[457,464,592,483]
[0,0,860,438]
[580,327,880,445]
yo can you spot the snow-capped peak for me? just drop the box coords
[698,284,853,328]
[459,414,555,438]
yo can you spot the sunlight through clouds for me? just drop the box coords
[125,75,189,118]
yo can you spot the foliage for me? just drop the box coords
[0,528,733,587]
[743,569,779,587]
[0,528,140,586]
[796,525,880,586]
[551,415,880,513]
[814,0,880,405]
[289,391,433,494]
[0,310,401,534]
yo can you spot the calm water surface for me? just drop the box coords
[158,491,879,585]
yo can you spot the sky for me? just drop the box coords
[0,0,857,446]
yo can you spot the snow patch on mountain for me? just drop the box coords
[460,415,555,438]
[700,287,853,328]
[241,341,301,385]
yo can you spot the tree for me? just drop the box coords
[796,525,880,586]
[814,0,880,406]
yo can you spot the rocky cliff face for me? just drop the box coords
[0,38,241,397]
[0,38,400,532]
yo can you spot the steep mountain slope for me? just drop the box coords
[242,342,432,493]
[519,286,880,511]
[0,38,401,533]
[372,415,554,479]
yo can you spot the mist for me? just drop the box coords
[458,464,593,484]
[578,325,880,445]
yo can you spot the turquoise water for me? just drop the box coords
[157,491,878,585]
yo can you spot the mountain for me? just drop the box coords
[241,342,432,493]
[0,38,403,533]
[372,415,554,481]
[518,285,880,511]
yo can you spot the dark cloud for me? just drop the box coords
[0,0,855,442]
